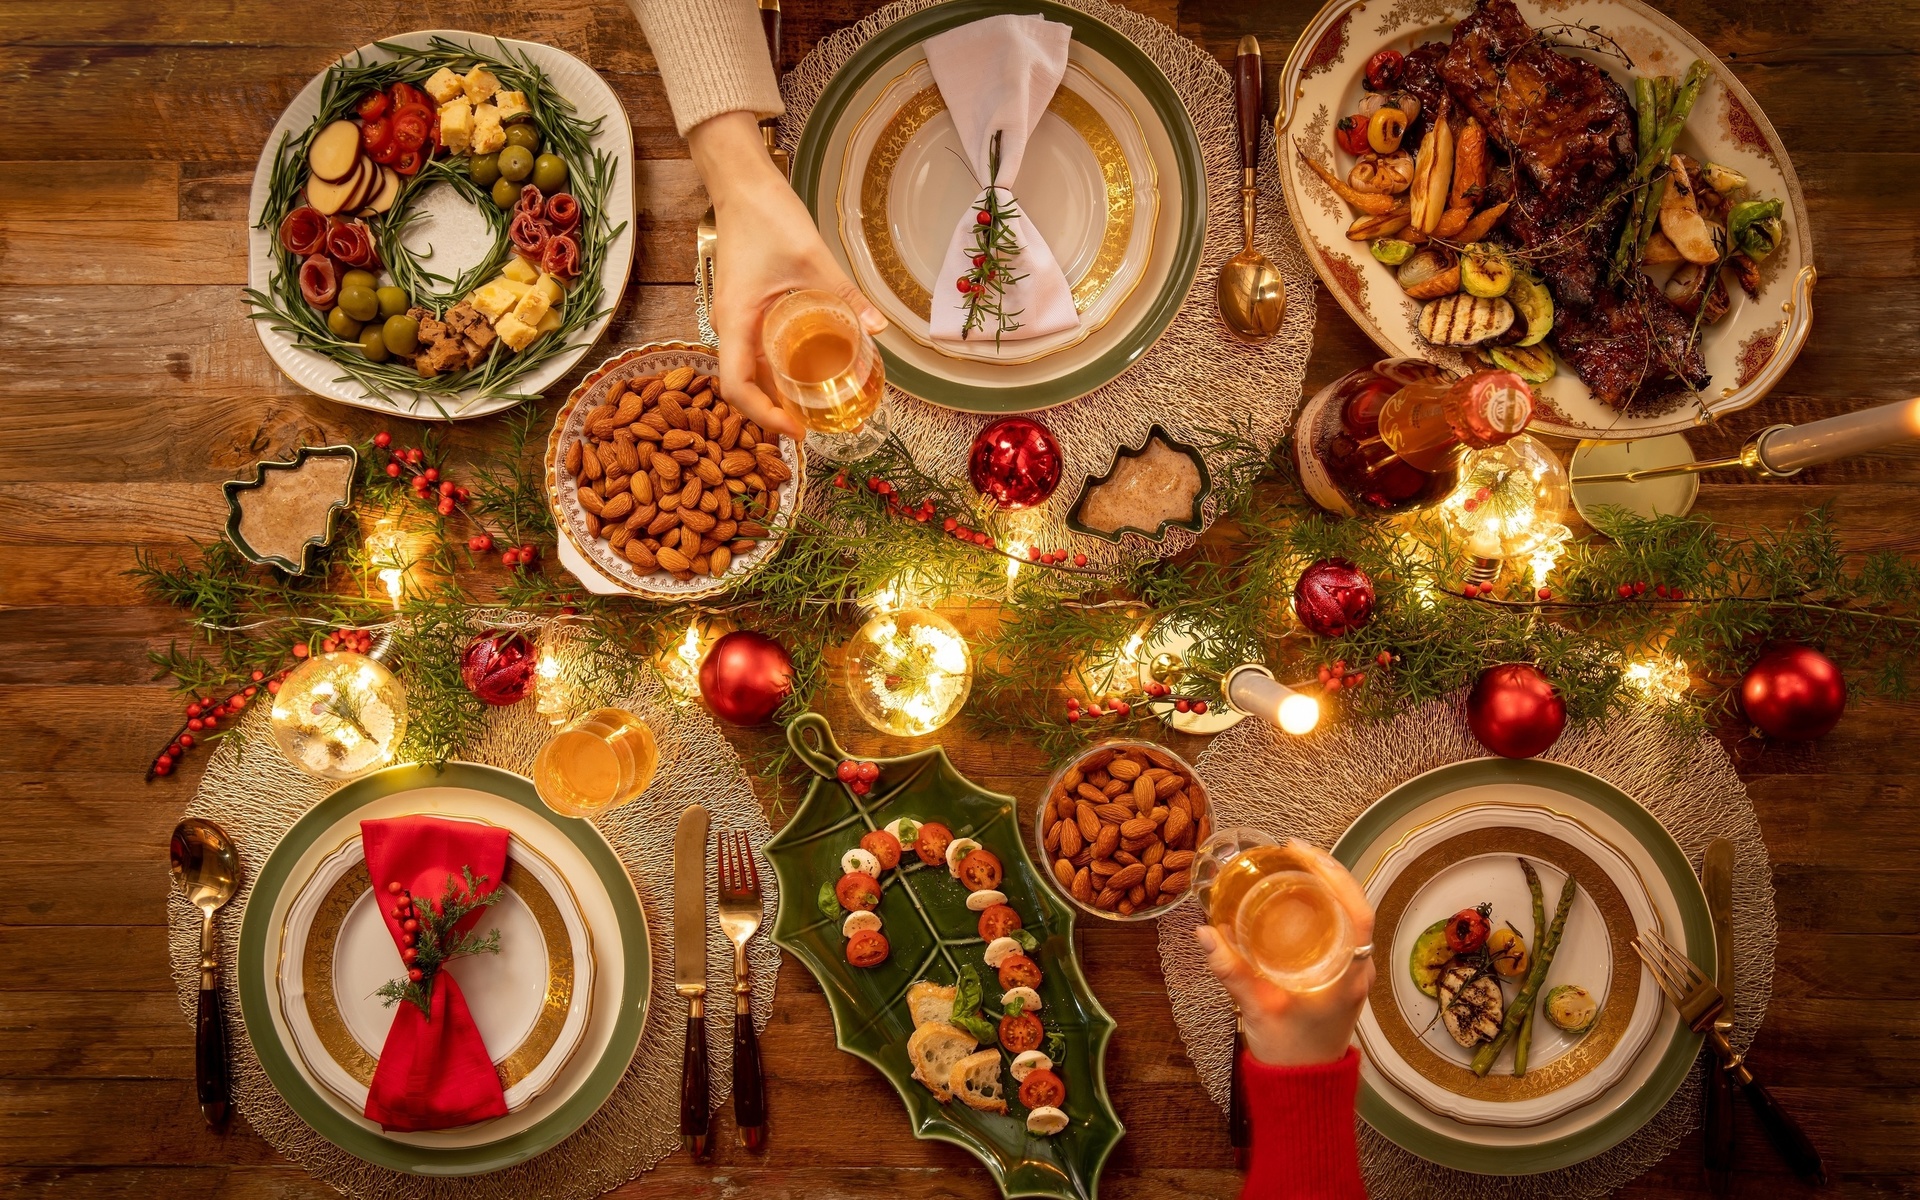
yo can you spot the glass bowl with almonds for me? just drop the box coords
[546,342,805,599]
[1032,740,1210,922]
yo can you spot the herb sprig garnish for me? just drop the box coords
[958,131,1027,346]
[376,866,503,1016]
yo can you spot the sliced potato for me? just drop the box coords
[1419,294,1514,345]
[1507,273,1554,346]
[1408,115,1454,234]
[1490,344,1556,384]
[1640,230,1683,266]
[1658,154,1724,265]
[308,120,362,183]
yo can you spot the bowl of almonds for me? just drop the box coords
[546,342,804,599]
[1033,740,1211,922]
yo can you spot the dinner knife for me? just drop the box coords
[1229,1016,1252,1168]
[759,0,789,179]
[1703,838,1736,1189]
[675,804,712,1159]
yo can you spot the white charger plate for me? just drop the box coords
[246,30,636,420]
[278,822,594,1116]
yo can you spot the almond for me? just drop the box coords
[1102,777,1130,797]
[1141,840,1165,867]
[738,520,769,537]
[1163,805,1191,846]
[1160,869,1191,895]
[679,527,700,555]
[1075,802,1100,840]
[659,490,681,512]
[637,378,667,405]
[656,545,692,572]
[1090,858,1120,878]
[1095,887,1121,911]
[1053,857,1076,891]
[756,453,792,484]
[1072,868,1093,903]
[710,545,732,575]
[662,429,696,451]
[1074,783,1107,806]
[1127,884,1147,906]
[614,391,646,424]
[577,487,604,516]
[695,458,725,487]
[692,553,711,575]
[1154,772,1184,799]
[647,510,680,536]
[1107,758,1142,781]
[611,438,640,475]
[720,413,743,449]
[623,541,658,571]
[721,449,756,477]
[565,440,583,475]
[632,474,653,506]
[626,504,657,531]
[599,492,634,521]
[1132,776,1156,813]
[680,478,702,508]
[1107,863,1146,891]
[1095,802,1133,824]
[1092,825,1119,860]
[657,393,688,430]
[606,523,631,551]
[661,366,695,392]
[1162,850,1196,872]
[654,456,682,484]
[584,511,601,538]
[679,508,716,533]
[1113,849,1139,867]
[603,471,629,497]
[670,448,701,466]
[1058,819,1082,858]
[580,441,604,480]
[1145,863,1165,896]
[1119,818,1157,841]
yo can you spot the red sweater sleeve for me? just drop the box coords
[1238,1047,1367,1200]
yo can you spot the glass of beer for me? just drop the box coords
[762,288,889,460]
[1194,828,1357,992]
[533,707,660,819]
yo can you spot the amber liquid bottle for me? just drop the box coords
[1293,361,1534,516]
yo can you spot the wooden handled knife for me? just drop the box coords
[676,804,712,1159]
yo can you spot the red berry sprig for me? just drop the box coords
[374,432,537,572]
[834,471,1096,573]
[149,667,287,781]
[1063,682,1211,723]
[835,758,882,796]
[1316,658,1368,693]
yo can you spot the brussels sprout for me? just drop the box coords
[1700,161,1748,195]
[1729,197,1785,262]
[1544,984,1598,1034]
[1370,238,1417,266]
[1460,244,1513,298]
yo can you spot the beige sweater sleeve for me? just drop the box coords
[625,0,785,136]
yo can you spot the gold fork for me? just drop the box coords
[716,830,767,1148]
[695,206,717,336]
[1633,929,1827,1186]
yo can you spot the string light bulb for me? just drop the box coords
[1223,664,1320,735]
[1441,434,1572,582]
[1624,656,1691,701]
[844,609,973,736]
[655,615,733,702]
[535,623,589,724]
[364,521,409,609]
[269,651,407,780]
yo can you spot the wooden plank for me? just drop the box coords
[0,163,178,221]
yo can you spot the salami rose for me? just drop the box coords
[508,210,550,258]
[543,192,581,232]
[324,218,379,269]
[279,206,329,256]
[540,232,581,279]
[299,254,339,308]
[514,184,546,219]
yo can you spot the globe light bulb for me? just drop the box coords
[1224,665,1320,736]
[845,609,973,736]
[269,650,408,780]
[1442,434,1572,570]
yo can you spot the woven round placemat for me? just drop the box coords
[1156,699,1777,1198]
[697,0,1317,567]
[166,617,779,1198]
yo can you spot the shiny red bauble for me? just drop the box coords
[1467,663,1566,759]
[698,631,795,726]
[1293,558,1376,637]
[967,416,1062,509]
[1740,644,1846,741]
[458,631,536,706]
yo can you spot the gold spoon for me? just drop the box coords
[170,817,241,1127]
[1216,36,1286,343]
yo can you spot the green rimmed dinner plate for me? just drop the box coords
[237,762,649,1175]
[767,714,1124,1200]
[1331,758,1712,1174]
[793,0,1205,413]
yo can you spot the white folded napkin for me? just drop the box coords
[923,14,1080,345]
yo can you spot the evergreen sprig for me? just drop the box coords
[958,131,1028,345]
[376,866,503,1016]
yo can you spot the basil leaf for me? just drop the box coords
[954,1014,998,1044]
[1012,928,1038,952]
[895,818,920,847]
[1044,1030,1067,1061]
[1004,995,1025,1018]
[952,963,983,1019]
[817,881,844,922]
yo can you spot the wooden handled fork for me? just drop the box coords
[1633,929,1827,1187]
[717,830,768,1148]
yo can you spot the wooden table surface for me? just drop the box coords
[3,0,1916,1196]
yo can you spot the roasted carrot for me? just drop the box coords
[1453,200,1512,244]
[1296,143,1400,215]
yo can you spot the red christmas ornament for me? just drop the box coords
[1740,644,1846,741]
[968,417,1062,510]
[698,631,795,726]
[460,631,536,706]
[1293,558,1376,637]
[1467,663,1566,759]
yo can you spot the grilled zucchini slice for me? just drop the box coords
[1419,294,1514,345]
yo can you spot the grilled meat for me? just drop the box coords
[1437,960,1505,1048]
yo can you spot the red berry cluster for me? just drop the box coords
[1460,580,1555,602]
[320,627,376,656]
[1317,658,1368,692]
[150,667,287,780]
[834,472,1092,570]
[1613,579,1687,601]
[386,880,426,981]
[835,758,882,795]
[1064,684,1209,723]
[373,431,537,571]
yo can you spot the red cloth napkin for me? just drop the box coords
[359,815,511,1132]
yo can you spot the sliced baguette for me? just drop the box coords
[907,981,958,1030]
[950,1049,1009,1114]
[907,1021,977,1103]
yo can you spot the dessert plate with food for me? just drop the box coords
[1333,759,1711,1173]
[766,714,1123,1200]
[1278,0,1813,439]
[247,31,635,419]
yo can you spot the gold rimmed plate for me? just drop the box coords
[277,819,594,1116]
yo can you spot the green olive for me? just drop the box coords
[505,124,541,153]
[497,145,534,183]
[340,268,378,293]
[337,284,379,323]
[530,153,569,193]
[326,306,363,339]
[358,326,390,363]
[375,286,410,319]
[382,313,420,356]
[491,175,520,209]
[467,152,501,187]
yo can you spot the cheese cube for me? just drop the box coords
[424,67,465,104]
[462,66,501,105]
[535,271,565,306]
[470,278,529,322]
[510,284,551,327]
[493,90,530,124]
[502,256,539,285]
[470,103,505,154]
[494,313,540,352]
[437,97,473,154]
[535,308,564,335]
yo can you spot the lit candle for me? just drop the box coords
[1224,665,1319,735]
[1758,398,1920,473]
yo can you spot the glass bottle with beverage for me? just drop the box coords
[1293,360,1535,517]
[533,707,660,819]
[762,288,890,460]
[1194,829,1357,991]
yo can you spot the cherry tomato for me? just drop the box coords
[998,952,1043,991]
[387,81,429,112]
[355,90,391,122]
[860,829,902,871]
[361,115,395,156]
[977,903,1023,943]
[391,105,433,153]
[846,929,889,968]
[1335,114,1373,156]
[1364,49,1406,92]
[958,848,1004,892]
[392,148,423,176]
[1019,1067,1066,1110]
[368,137,401,166]
[835,871,882,912]
[1445,907,1491,954]
[999,1012,1044,1054]
[915,821,953,867]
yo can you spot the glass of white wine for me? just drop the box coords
[762,288,889,461]
[533,707,659,819]
[1194,828,1357,992]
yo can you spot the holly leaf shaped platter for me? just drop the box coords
[767,713,1124,1200]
